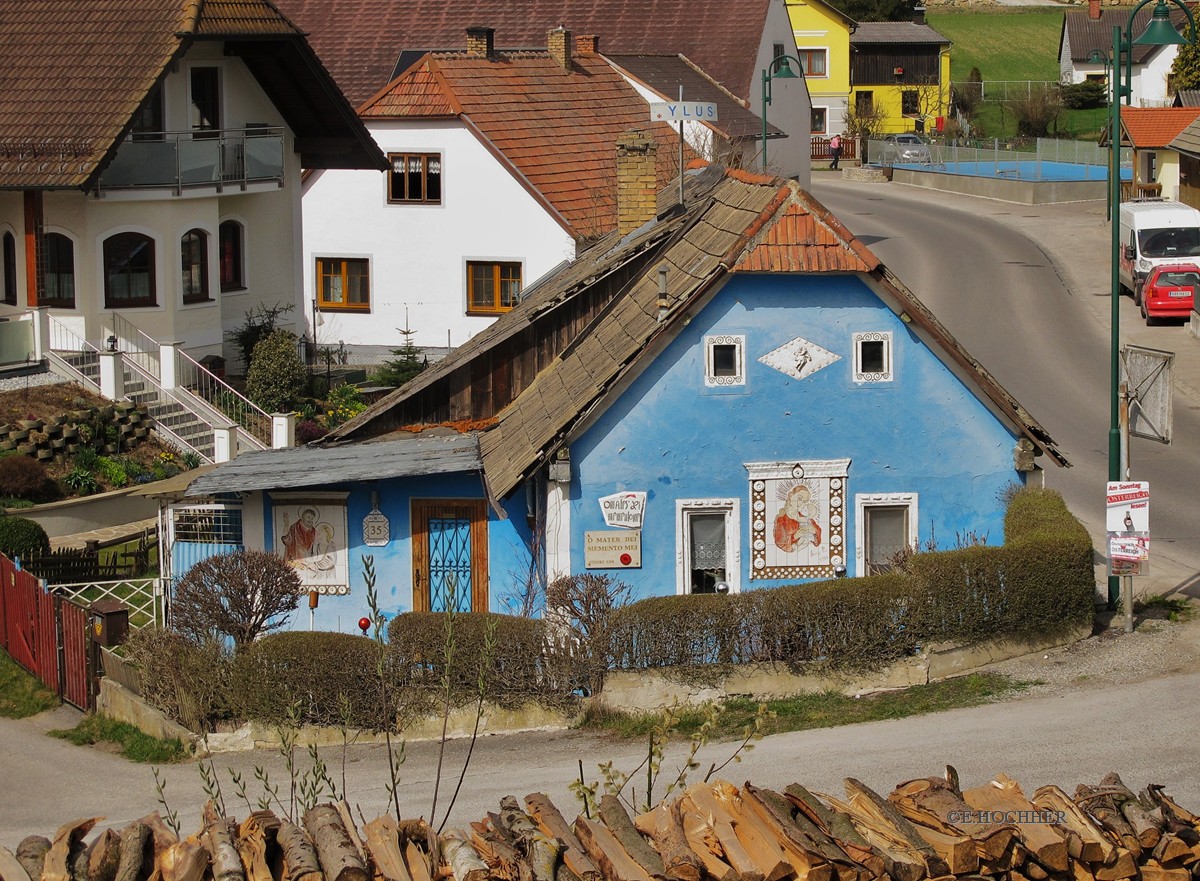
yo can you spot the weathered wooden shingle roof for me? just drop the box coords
[849,22,950,45]
[273,0,776,107]
[0,0,384,190]
[328,166,1066,497]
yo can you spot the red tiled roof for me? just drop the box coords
[735,200,880,273]
[1121,107,1200,149]
[273,0,773,107]
[363,51,688,239]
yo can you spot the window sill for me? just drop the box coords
[182,296,214,306]
[37,301,77,310]
[386,199,443,206]
[104,301,159,310]
[220,285,247,294]
[466,308,514,317]
[317,304,371,313]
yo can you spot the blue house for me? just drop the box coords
[170,160,1066,629]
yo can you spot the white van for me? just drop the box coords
[1118,199,1200,301]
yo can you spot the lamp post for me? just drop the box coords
[761,55,801,172]
[1106,0,1195,608]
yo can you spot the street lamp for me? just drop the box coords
[1106,0,1195,608]
[761,55,801,172]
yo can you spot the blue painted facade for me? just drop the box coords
[564,272,1025,599]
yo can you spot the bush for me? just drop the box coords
[545,573,630,694]
[1061,80,1107,110]
[0,456,53,501]
[388,611,579,709]
[606,487,1095,677]
[96,457,129,489]
[230,631,388,728]
[296,419,326,444]
[125,628,233,732]
[323,384,367,428]
[226,302,294,373]
[63,466,100,495]
[74,447,101,472]
[246,330,306,413]
[0,516,50,558]
[171,550,302,650]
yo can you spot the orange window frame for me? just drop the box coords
[316,257,370,311]
[466,261,521,315]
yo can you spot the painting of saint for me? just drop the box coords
[747,460,848,580]
[773,484,822,553]
[273,501,349,593]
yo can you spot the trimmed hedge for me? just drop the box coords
[0,516,51,557]
[230,631,388,728]
[124,628,233,733]
[608,487,1094,674]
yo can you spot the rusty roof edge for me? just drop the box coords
[873,264,1068,467]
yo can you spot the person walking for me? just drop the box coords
[829,132,843,170]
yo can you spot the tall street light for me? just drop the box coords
[1107,0,1195,608]
[761,55,801,173]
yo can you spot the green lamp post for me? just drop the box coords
[1107,0,1195,608]
[761,55,801,172]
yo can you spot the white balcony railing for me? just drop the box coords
[97,127,285,193]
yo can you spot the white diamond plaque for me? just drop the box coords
[759,336,840,381]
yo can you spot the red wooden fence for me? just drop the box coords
[0,554,93,710]
[811,136,858,161]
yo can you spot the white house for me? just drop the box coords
[0,0,383,369]
[303,29,689,351]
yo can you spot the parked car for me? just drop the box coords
[880,133,932,165]
[1140,263,1199,324]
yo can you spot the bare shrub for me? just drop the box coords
[172,550,301,651]
[545,573,631,694]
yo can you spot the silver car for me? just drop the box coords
[881,133,932,165]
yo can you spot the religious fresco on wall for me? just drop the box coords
[273,498,350,594]
[746,459,850,580]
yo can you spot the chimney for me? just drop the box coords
[1088,0,1101,19]
[576,34,599,56]
[548,26,572,70]
[466,26,495,58]
[616,129,658,236]
[913,5,926,24]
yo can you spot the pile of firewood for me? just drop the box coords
[4,771,1199,881]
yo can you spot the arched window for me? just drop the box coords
[104,232,156,308]
[2,232,16,306]
[219,220,244,291]
[41,233,75,308]
[181,228,209,303]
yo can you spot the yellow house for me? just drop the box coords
[784,0,855,139]
[850,15,952,136]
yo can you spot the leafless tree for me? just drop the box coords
[172,550,302,650]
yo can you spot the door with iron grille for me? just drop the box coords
[411,500,488,612]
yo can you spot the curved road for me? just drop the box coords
[810,178,1200,594]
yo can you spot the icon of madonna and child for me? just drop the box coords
[769,480,828,566]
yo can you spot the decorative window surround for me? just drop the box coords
[852,330,893,383]
[676,498,741,595]
[704,334,746,387]
[746,459,850,580]
[854,492,918,576]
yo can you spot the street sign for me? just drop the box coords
[1106,481,1149,576]
[649,102,718,123]
[1121,345,1173,443]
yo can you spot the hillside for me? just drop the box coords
[928,9,1064,82]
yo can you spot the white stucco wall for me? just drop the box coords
[301,119,576,351]
[1134,45,1176,106]
[761,0,813,185]
[0,42,304,362]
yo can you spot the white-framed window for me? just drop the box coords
[704,334,746,386]
[855,493,918,575]
[798,48,828,77]
[811,107,828,135]
[676,498,741,595]
[852,330,893,383]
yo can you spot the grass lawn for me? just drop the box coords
[580,672,1036,739]
[0,650,59,718]
[49,713,188,763]
[929,9,1064,83]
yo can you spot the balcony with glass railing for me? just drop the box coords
[97,127,285,193]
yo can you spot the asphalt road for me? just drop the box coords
[809,177,1200,597]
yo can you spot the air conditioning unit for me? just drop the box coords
[893,66,904,76]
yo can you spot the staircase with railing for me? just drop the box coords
[46,314,278,463]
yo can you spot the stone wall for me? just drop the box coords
[0,402,151,464]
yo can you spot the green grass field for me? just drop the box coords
[929,9,1065,82]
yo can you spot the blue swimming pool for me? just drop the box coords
[891,159,1131,183]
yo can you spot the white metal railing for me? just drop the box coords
[109,312,161,378]
[52,579,164,629]
[176,349,271,449]
[951,80,1060,102]
[97,127,285,193]
[46,315,101,388]
[121,356,215,462]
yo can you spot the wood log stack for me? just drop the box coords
[3,771,1199,881]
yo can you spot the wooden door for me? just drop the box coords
[411,499,488,612]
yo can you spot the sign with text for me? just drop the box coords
[650,102,718,123]
[584,530,642,568]
[1106,481,1150,576]
[598,491,646,529]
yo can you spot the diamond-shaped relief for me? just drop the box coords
[758,337,840,381]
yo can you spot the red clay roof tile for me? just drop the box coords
[1121,106,1200,149]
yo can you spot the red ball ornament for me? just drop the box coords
[358,616,372,634]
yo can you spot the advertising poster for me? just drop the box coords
[1106,481,1149,577]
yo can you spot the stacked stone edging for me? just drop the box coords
[0,402,153,464]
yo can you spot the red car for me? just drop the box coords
[1140,263,1199,324]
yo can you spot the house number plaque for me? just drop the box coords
[363,494,389,547]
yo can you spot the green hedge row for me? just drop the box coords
[607,488,1095,673]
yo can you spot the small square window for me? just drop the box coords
[704,334,745,387]
[852,331,893,382]
[317,257,370,311]
[811,107,828,135]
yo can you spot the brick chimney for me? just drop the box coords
[548,26,572,70]
[616,129,658,236]
[913,5,926,24]
[1088,0,1101,19]
[466,26,495,58]
[576,34,599,56]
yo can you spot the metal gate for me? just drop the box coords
[0,554,93,710]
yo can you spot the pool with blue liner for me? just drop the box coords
[891,159,1131,183]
